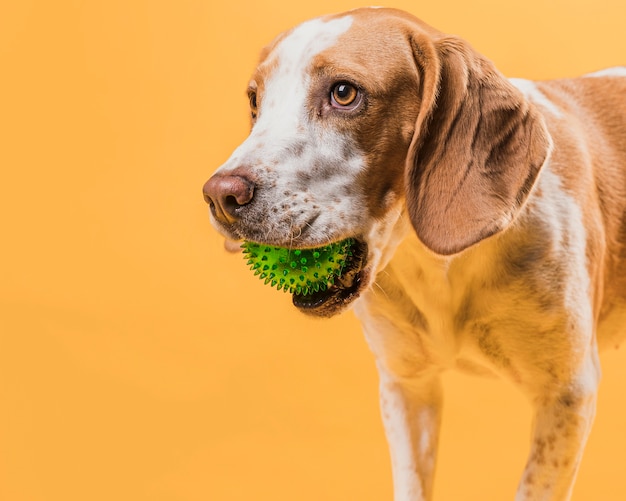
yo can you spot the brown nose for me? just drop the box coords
[202,173,255,224]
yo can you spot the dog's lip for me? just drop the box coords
[291,239,368,317]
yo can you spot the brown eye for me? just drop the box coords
[331,83,359,108]
[248,91,258,118]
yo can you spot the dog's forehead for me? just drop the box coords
[254,15,354,87]
[252,10,418,101]
[275,15,354,67]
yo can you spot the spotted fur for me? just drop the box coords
[204,7,626,500]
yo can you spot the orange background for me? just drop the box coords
[1,1,625,500]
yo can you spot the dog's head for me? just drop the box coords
[203,8,551,317]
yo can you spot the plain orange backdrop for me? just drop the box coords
[1,1,625,500]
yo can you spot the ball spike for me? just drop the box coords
[240,239,355,297]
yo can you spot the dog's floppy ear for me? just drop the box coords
[406,34,552,255]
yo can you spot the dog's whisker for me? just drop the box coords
[372,280,389,299]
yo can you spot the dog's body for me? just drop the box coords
[203,8,626,500]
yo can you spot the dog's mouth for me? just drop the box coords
[292,239,369,317]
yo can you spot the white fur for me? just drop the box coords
[510,78,563,117]
[584,66,626,78]
[257,16,354,138]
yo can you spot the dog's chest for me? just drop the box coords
[355,232,575,381]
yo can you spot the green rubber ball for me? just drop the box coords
[241,238,354,295]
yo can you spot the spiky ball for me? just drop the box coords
[241,239,354,295]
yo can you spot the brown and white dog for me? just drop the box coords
[202,7,626,500]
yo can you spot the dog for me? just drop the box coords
[202,7,626,500]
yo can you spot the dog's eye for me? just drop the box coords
[331,83,360,109]
[248,91,258,118]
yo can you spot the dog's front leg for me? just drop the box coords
[377,364,443,501]
[515,351,601,501]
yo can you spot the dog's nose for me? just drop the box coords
[203,173,255,224]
